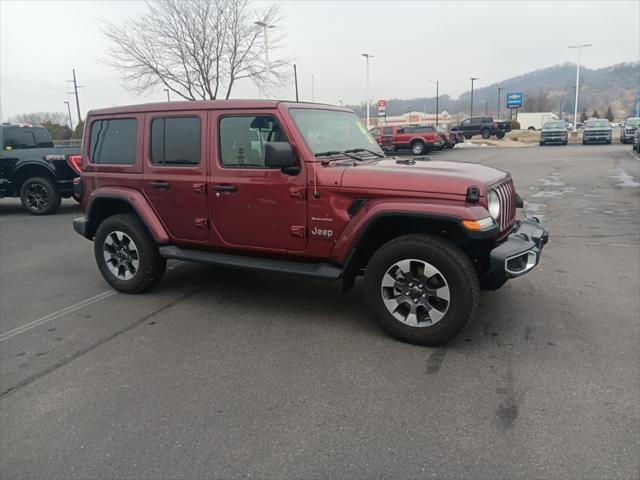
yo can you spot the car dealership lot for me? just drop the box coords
[1,145,638,479]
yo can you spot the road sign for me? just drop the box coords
[377,99,386,121]
[506,92,523,109]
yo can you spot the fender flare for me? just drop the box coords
[332,199,496,265]
[13,161,57,181]
[85,187,170,243]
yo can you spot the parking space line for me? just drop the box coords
[626,149,640,161]
[0,290,117,342]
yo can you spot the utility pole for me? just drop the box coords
[64,101,73,131]
[163,88,170,102]
[485,101,488,116]
[67,69,83,124]
[361,53,374,128]
[568,44,592,125]
[498,87,504,120]
[293,64,299,102]
[470,77,479,117]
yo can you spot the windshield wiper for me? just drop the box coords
[344,148,385,158]
[315,150,362,161]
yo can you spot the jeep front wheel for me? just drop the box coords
[363,234,479,346]
[94,214,166,293]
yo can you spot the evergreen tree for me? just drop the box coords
[73,120,84,140]
[580,109,588,122]
[592,110,600,119]
[604,106,614,122]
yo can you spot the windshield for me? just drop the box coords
[543,122,566,129]
[585,120,610,128]
[289,109,384,156]
[625,118,640,127]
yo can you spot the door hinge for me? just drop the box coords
[193,183,207,194]
[195,218,208,229]
[289,187,306,199]
[290,225,306,237]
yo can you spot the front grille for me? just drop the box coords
[494,179,516,232]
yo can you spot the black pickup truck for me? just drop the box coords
[0,123,81,214]
[451,116,511,140]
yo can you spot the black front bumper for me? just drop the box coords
[489,217,549,279]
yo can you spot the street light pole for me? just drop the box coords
[568,43,592,125]
[255,20,275,94]
[470,77,479,117]
[498,87,504,119]
[64,101,73,131]
[429,80,439,125]
[361,53,374,128]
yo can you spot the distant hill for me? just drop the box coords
[348,62,639,121]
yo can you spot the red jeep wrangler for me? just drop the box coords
[370,124,444,155]
[73,100,548,346]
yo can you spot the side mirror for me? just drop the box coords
[265,142,297,174]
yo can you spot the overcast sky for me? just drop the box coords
[1,0,639,122]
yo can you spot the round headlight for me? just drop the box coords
[487,189,500,220]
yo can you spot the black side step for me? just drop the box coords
[159,245,342,280]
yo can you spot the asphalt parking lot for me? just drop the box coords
[1,144,639,479]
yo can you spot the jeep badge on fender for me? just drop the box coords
[73,99,548,346]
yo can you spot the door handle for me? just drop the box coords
[149,181,172,190]
[213,184,237,192]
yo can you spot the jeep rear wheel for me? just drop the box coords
[19,177,61,215]
[364,234,479,346]
[411,141,426,155]
[94,214,166,293]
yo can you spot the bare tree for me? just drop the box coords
[9,112,68,125]
[101,0,288,101]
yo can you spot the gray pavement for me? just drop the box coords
[1,144,639,479]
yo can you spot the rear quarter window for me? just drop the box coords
[89,119,138,165]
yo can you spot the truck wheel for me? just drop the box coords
[19,177,61,215]
[528,126,536,131]
[363,234,480,346]
[464,134,472,140]
[94,214,166,293]
[481,129,491,139]
[495,132,505,139]
[411,141,426,155]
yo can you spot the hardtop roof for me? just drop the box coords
[87,99,348,117]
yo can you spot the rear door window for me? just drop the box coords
[90,119,138,165]
[150,117,201,166]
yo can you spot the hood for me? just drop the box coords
[338,159,507,196]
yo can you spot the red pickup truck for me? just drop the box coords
[370,124,444,155]
[73,100,548,346]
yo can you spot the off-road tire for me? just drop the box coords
[411,141,426,155]
[481,129,491,139]
[464,134,472,140]
[363,234,480,346]
[495,132,505,139]
[94,214,166,293]
[19,177,61,215]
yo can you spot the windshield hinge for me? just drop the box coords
[290,225,306,237]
